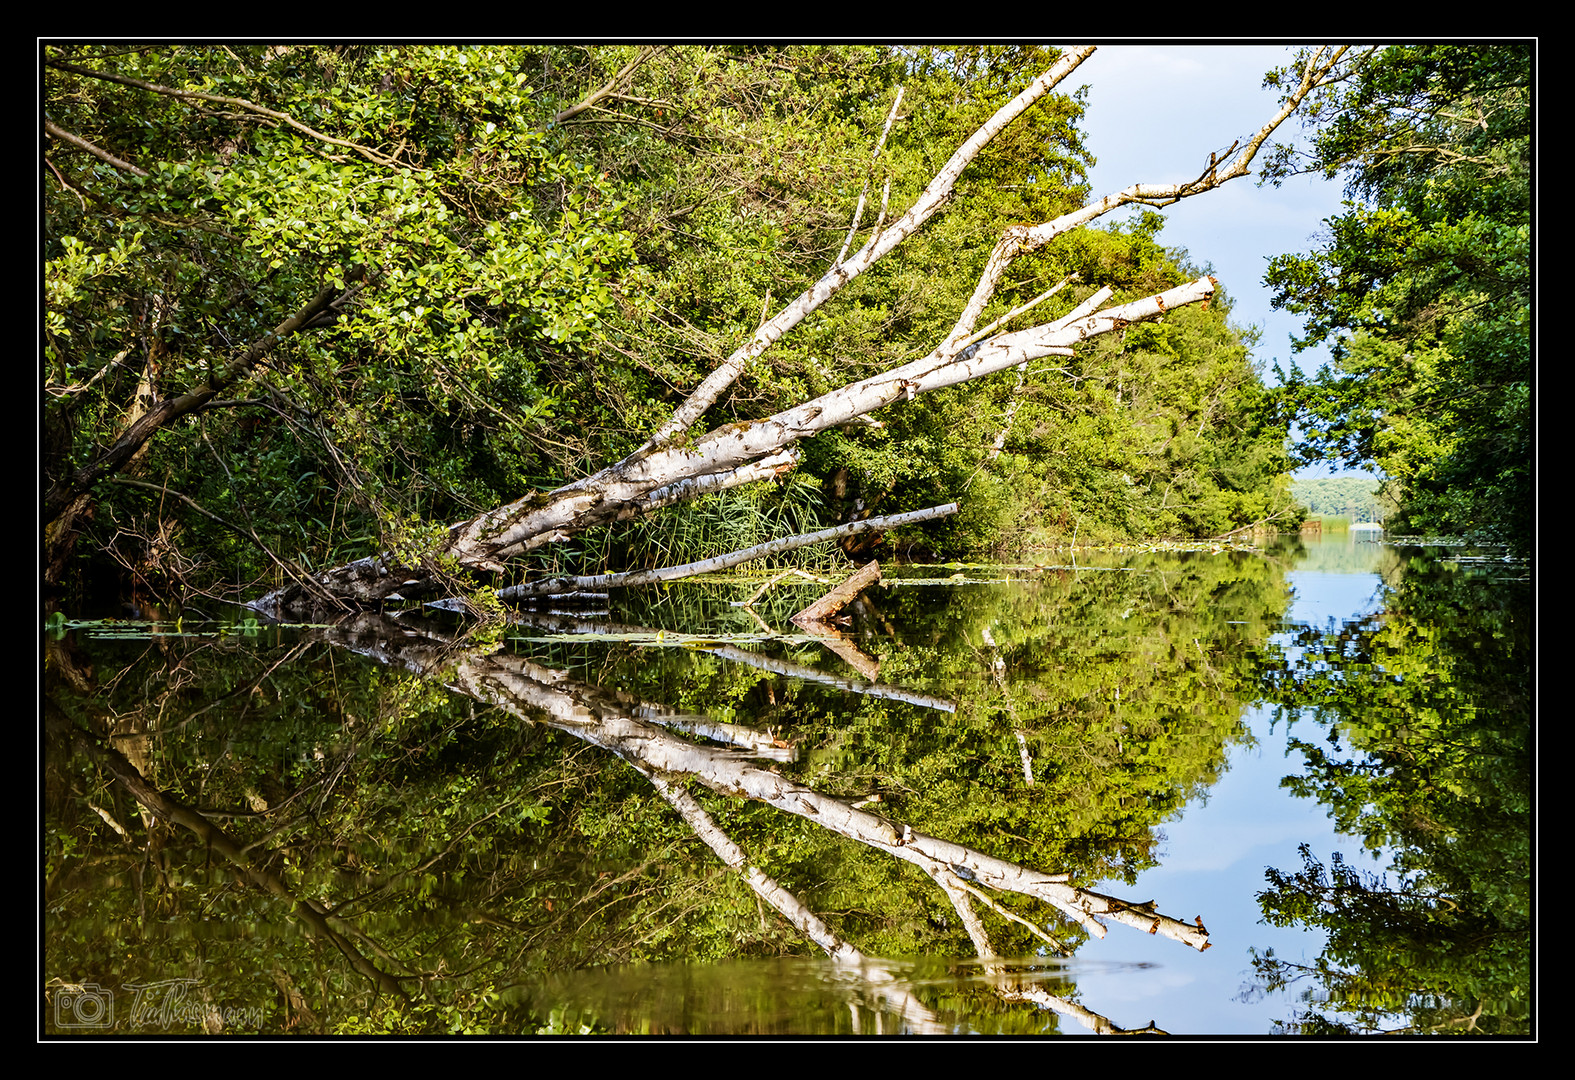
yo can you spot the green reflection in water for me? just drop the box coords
[1250,542,1531,1035]
[43,540,1525,1035]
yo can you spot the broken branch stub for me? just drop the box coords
[792,559,882,628]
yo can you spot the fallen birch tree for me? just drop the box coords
[253,45,1349,616]
[492,504,954,603]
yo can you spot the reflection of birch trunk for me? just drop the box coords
[331,616,1209,954]
[780,620,881,682]
[998,986,1166,1036]
[641,714,797,761]
[981,625,1034,786]
[641,771,861,962]
[936,869,997,961]
[617,773,951,1031]
[1015,731,1035,785]
[928,863,1166,1034]
[505,610,957,712]
[714,639,935,701]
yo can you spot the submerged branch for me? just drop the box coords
[495,504,957,601]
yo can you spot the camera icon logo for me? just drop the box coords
[54,982,115,1028]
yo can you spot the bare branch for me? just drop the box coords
[46,59,404,168]
[498,609,957,712]
[333,617,1211,956]
[550,46,664,125]
[45,266,367,524]
[43,154,89,210]
[495,503,958,600]
[937,865,1068,954]
[642,771,863,962]
[835,86,906,267]
[956,274,1080,354]
[43,119,148,177]
[939,46,1350,353]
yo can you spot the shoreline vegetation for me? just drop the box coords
[44,44,1527,620]
[45,45,1320,618]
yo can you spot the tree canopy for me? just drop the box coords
[1264,44,1531,554]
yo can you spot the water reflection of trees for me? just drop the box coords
[1248,551,1531,1035]
[44,551,1289,1034]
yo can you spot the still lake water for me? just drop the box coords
[42,531,1530,1036]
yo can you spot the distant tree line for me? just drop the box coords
[1289,474,1390,524]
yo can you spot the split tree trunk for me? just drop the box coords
[792,559,881,628]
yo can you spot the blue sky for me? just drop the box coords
[1071,44,1347,385]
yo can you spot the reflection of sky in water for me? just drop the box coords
[1284,571,1386,628]
[1076,540,1392,1036]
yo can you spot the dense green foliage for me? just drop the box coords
[44,45,640,605]
[1250,553,1531,1034]
[1264,45,1531,554]
[45,45,1297,609]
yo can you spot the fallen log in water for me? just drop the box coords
[496,506,955,601]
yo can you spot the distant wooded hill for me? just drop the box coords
[1290,475,1390,523]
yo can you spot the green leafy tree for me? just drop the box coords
[44,45,639,602]
[1264,45,1531,553]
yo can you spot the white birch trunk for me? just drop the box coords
[441,278,1212,574]
[494,504,955,600]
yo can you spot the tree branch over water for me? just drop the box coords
[256,45,1346,616]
